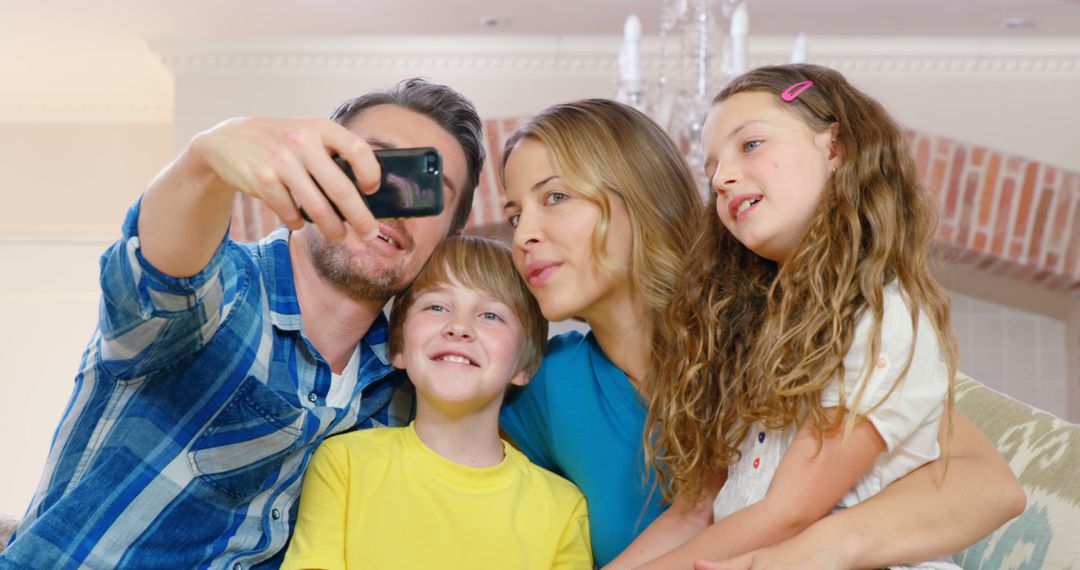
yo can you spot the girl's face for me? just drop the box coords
[502,139,634,323]
[701,90,839,264]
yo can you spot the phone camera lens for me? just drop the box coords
[424,153,440,175]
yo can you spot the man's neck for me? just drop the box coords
[289,231,387,373]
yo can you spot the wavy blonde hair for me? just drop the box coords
[499,99,704,326]
[646,64,960,503]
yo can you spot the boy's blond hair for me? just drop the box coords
[388,235,548,378]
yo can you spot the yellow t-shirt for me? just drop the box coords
[282,423,593,570]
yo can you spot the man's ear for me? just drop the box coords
[391,352,406,370]
[508,369,531,388]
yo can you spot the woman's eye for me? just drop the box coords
[507,213,520,228]
[544,191,568,205]
[743,140,763,152]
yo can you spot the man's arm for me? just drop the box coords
[138,117,384,278]
[698,409,1026,570]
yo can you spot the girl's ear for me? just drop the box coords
[391,352,406,370]
[826,122,842,170]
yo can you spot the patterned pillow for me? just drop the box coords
[953,373,1080,570]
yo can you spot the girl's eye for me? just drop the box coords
[480,311,504,322]
[424,303,448,313]
[544,191,568,205]
[743,140,763,152]
[507,213,520,229]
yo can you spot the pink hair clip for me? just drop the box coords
[780,80,814,102]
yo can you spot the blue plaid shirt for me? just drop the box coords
[2,201,411,569]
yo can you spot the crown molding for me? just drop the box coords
[153,35,1080,78]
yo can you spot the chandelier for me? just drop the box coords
[616,0,806,193]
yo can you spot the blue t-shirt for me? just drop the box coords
[500,331,666,566]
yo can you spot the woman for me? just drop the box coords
[497,98,1024,568]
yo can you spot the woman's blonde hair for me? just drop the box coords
[499,99,704,327]
[647,64,960,502]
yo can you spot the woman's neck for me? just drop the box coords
[581,288,653,392]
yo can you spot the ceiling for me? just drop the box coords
[3,0,1079,41]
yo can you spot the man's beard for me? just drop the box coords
[307,233,410,303]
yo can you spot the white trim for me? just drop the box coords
[153,35,1080,78]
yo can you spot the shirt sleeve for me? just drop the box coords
[550,495,593,570]
[96,197,236,380]
[500,350,560,473]
[821,287,949,451]
[281,440,350,570]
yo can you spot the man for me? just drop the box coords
[1,78,484,569]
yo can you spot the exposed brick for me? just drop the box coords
[1044,166,1057,186]
[957,159,976,246]
[1066,208,1080,276]
[991,178,1016,257]
[1027,188,1055,264]
[1009,241,1024,260]
[915,137,931,188]
[937,157,954,218]
[971,147,985,167]
[1047,253,1061,273]
[1013,162,1041,246]
[939,223,954,242]
[979,153,1001,228]
[973,232,988,252]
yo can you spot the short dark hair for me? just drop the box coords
[330,78,484,234]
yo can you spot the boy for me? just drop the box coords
[282,236,592,569]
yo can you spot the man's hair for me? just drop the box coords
[388,235,548,378]
[330,78,485,234]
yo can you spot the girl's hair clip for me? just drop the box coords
[781,80,814,102]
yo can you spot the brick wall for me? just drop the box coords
[230,119,1080,294]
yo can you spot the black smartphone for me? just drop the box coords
[301,147,444,221]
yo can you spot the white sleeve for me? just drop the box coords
[821,286,949,452]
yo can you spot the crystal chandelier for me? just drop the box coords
[616,0,806,193]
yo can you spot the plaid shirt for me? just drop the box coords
[2,201,411,569]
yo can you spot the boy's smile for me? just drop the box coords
[393,281,529,417]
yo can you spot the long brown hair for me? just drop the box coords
[647,64,959,502]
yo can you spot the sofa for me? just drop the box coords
[953,373,1079,569]
[1,375,1076,566]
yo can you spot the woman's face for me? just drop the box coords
[701,90,838,264]
[502,139,634,323]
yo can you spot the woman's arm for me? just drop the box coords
[603,473,722,569]
[633,412,886,569]
[698,409,1026,570]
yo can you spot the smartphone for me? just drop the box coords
[301,147,444,221]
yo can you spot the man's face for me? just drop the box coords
[306,104,469,302]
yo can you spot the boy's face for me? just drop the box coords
[392,280,529,415]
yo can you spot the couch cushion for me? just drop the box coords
[953,373,1079,569]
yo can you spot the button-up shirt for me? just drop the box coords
[2,201,411,569]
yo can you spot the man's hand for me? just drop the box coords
[191,116,383,242]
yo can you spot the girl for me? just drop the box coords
[498,98,1024,569]
[641,63,997,568]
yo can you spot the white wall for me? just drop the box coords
[1,31,1078,519]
